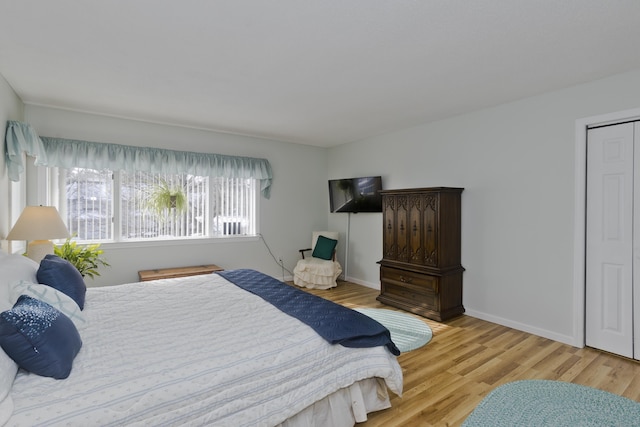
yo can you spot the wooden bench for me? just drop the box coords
[138,264,224,282]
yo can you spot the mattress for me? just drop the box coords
[7,273,402,426]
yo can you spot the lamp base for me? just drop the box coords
[26,240,54,263]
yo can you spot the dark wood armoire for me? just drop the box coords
[377,187,464,321]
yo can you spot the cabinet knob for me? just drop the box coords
[399,275,413,284]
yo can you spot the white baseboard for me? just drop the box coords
[342,276,380,290]
[330,275,581,348]
[464,308,580,348]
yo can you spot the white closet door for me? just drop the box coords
[635,122,640,360]
[586,122,634,358]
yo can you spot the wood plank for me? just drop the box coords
[296,280,640,427]
[138,264,223,281]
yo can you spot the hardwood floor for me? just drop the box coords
[298,280,640,427]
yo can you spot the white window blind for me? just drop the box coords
[55,167,257,242]
[61,168,113,241]
[211,177,257,236]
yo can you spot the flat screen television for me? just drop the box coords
[328,176,383,213]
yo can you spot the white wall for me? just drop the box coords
[328,68,640,346]
[10,68,640,347]
[24,106,329,286]
[0,74,24,251]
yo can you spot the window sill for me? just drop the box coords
[94,235,260,250]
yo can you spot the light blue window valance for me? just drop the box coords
[4,121,273,198]
[5,121,48,180]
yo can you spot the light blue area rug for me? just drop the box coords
[354,308,432,353]
[463,380,640,427]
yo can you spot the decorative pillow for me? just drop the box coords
[10,281,87,330]
[0,295,82,379]
[312,235,338,260]
[37,255,86,310]
[0,254,39,312]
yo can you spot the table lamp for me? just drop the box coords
[6,206,70,262]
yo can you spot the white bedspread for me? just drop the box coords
[7,273,402,426]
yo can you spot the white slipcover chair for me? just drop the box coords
[293,231,342,289]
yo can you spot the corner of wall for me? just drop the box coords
[0,72,25,251]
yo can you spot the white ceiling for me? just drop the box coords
[1,1,640,147]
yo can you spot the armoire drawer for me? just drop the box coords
[381,280,438,310]
[380,266,439,293]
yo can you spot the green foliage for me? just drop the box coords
[54,237,110,279]
[145,178,188,220]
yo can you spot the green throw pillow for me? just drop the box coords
[312,235,338,260]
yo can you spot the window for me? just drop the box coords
[49,167,258,242]
[8,125,272,242]
[119,171,208,240]
[62,168,114,240]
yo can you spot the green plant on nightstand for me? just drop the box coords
[54,236,110,278]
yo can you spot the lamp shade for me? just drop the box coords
[6,206,69,241]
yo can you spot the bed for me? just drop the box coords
[0,252,403,426]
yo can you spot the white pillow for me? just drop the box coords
[0,254,35,425]
[9,282,87,330]
[0,254,39,312]
[0,351,16,425]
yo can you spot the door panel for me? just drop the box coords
[634,122,640,360]
[586,123,634,358]
[423,195,438,267]
[383,195,397,260]
[396,195,409,263]
[408,194,423,265]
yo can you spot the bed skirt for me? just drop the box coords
[279,377,390,427]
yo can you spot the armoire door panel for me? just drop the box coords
[396,195,409,263]
[383,196,397,260]
[408,194,423,264]
[423,195,438,267]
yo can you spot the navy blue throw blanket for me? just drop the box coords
[218,269,400,355]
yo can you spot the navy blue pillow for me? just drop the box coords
[37,254,86,310]
[0,295,82,379]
